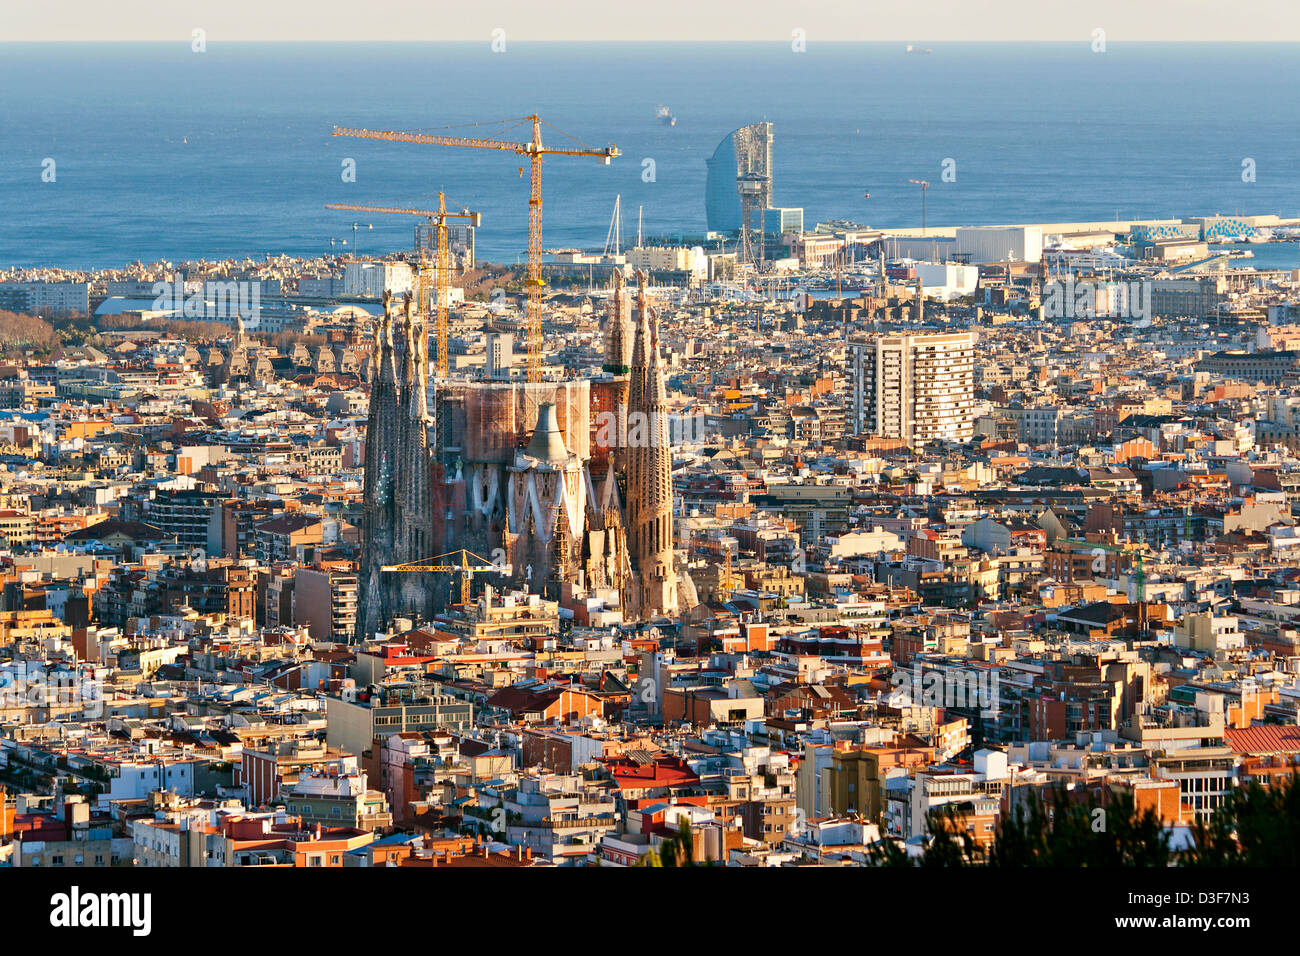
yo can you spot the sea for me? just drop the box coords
[2,41,1299,271]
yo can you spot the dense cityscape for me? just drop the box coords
[5,180,1300,874]
[2,25,1298,922]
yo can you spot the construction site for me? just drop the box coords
[340,115,695,642]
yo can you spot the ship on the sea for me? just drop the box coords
[905,44,933,54]
[656,104,676,126]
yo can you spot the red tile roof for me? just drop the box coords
[606,755,699,790]
[1225,725,1300,755]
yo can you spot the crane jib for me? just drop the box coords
[331,117,618,384]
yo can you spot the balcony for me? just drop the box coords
[518,814,619,831]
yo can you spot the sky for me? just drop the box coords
[4,0,1300,43]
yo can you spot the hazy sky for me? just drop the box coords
[5,0,1300,42]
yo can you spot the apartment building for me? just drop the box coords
[851,333,976,446]
[1121,707,1235,822]
[325,681,475,758]
[293,564,358,642]
[281,758,392,832]
[0,510,36,548]
[484,772,621,866]
[0,281,90,315]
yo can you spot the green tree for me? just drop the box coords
[659,820,696,867]
[872,785,1172,867]
[987,787,1170,867]
[1186,771,1300,866]
[635,848,662,867]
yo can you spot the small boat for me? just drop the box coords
[655,104,676,127]
[905,44,932,54]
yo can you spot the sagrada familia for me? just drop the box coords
[355,275,695,642]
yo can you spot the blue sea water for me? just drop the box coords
[2,42,1298,270]
[1209,242,1300,270]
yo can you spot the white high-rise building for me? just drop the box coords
[851,332,976,446]
[0,281,90,315]
[343,261,413,298]
[485,332,514,379]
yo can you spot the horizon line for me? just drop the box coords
[3,38,1299,44]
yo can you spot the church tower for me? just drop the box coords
[356,291,437,641]
[625,273,679,618]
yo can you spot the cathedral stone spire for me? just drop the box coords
[624,273,679,619]
[603,270,633,376]
[355,288,436,641]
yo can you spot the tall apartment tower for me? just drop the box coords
[485,332,514,379]
[851,332,976,446]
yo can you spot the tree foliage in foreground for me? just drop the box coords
[1186,772,1300,866]
[872,772,1300,867]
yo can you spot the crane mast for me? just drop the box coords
[333,115,618,382]
[325,196,481,379]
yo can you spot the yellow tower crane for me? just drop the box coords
[332,116,619,382]
[380,549,508,607]
[325,195,481,378]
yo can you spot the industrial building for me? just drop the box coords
[952,226,1044,265]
